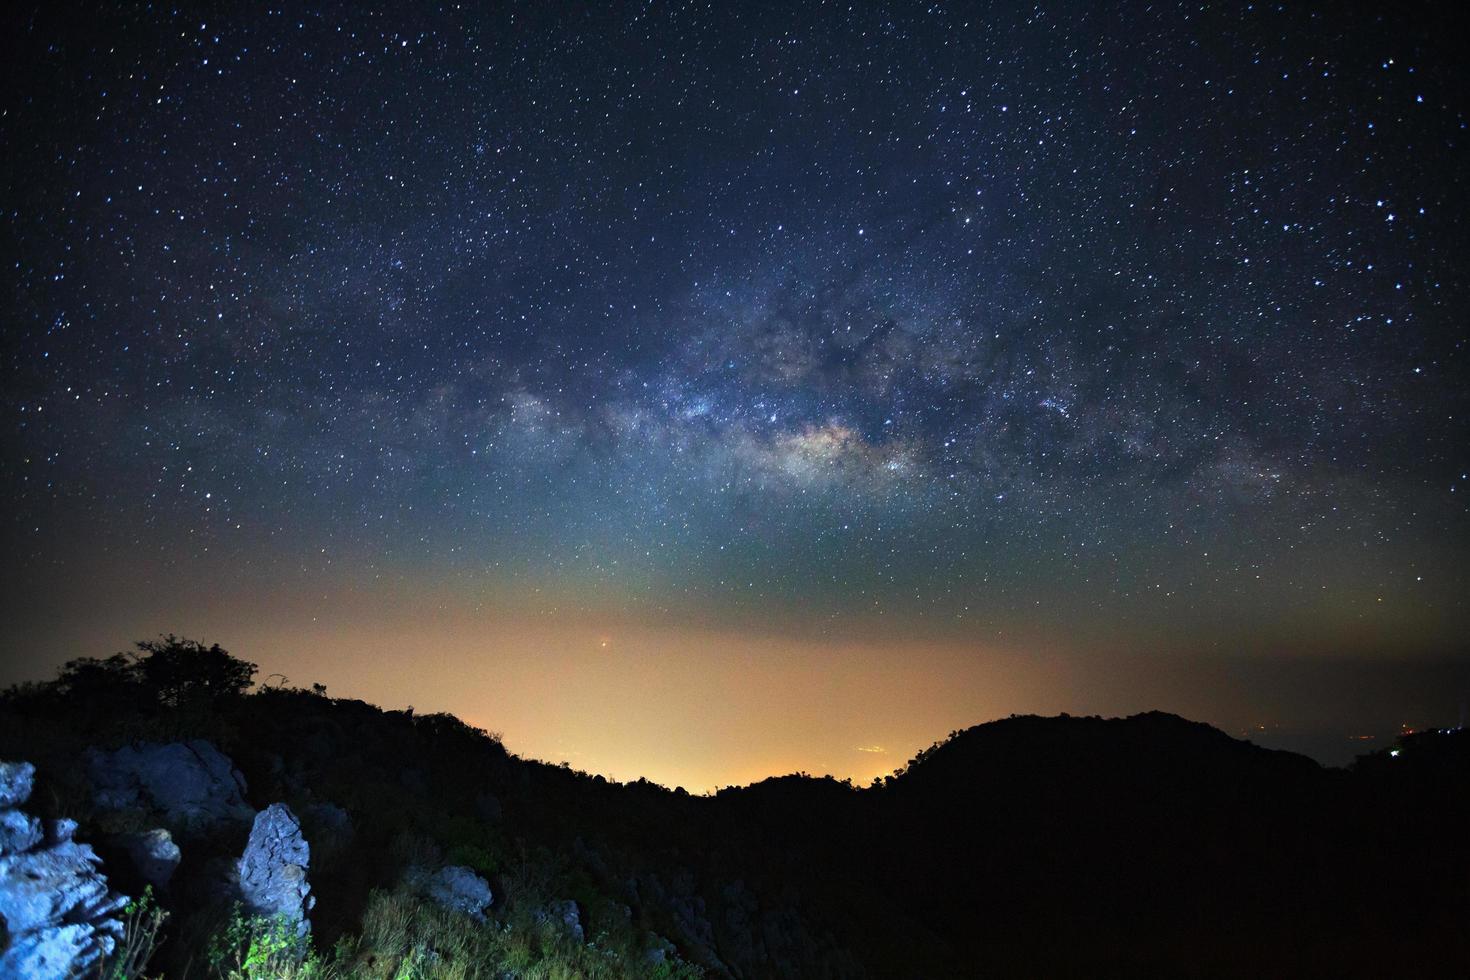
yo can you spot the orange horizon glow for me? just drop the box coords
[4,557,1462,792]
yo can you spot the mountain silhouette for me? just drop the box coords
[2,641,1466,978]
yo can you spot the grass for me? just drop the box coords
[199,890,702,980]
[342,888,702,980]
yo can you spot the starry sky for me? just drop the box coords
[2,1,1467,789]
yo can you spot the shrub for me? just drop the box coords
[102,887,168,980]
[53,635,257,711]
[207,907,332,980]
[133,636,257,706]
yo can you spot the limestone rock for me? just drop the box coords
[0,760,35,808]
[534,899,584,942]
[236,803,313,935]
[639,872,724,971]
[48,818,79,846]
[0,760,128,978]
[117,827,182,890]
[416,864,494,921]
[87,740,252,830]
[644,932,678,967]
[0,807,43,855]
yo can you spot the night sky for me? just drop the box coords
[3,2,1467,790]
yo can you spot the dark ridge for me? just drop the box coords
[2,639,1466,978]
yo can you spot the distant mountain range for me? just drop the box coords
[2,640,1466,978]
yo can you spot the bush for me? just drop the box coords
[53,635,257,711]
[207,908,333,980]
[102,887,168,980]
[133,636,257,706]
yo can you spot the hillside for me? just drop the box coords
[2,639,1466,978]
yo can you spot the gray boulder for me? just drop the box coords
[639,872,724,971]
[534,899,584,942]
[644,932,678,967]
[236,803,313,935]
[415,865,493,921]
[86,740,252,830]
[0,808,43,855]
[116,827,182,890]
[0,761,128,978]
[0,839,121,935]
[0,760,35,808]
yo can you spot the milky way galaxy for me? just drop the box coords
[3,2,1466,788]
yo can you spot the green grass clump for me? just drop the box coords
[207,908,336,980]
[335,888,702,980]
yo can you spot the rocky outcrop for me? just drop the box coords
[0,760,128,978]
[412,865,493,921]
[635,871,724,971]
[718,878,810,976]
[0,761,33,809]
[644,932,678,967]
[116,828,182,890]
[534,899,584,942]
[0,807,43,855]
[236,803,313,935]
[87,740,252,830]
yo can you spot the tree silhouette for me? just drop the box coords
[54,634,257,708]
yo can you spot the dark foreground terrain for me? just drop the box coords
[1,638,1466,978]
